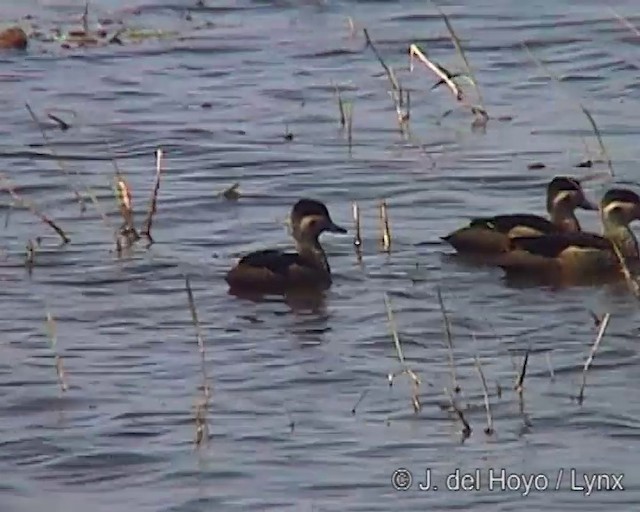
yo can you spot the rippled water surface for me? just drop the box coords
[1,0,640,510]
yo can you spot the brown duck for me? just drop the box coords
[442,176,597,256]
[225,199,346,294]
[498,188,640,284]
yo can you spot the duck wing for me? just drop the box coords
[237,249,306,276]
[510,232,612,258]
[469,214,557,235]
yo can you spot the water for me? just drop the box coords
[1,0,639,510]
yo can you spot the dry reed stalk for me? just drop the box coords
[512,347,532,427]
[141,149,164,243]
[352,201,362,248]
[4,203,12,228]
[579,105,613,177]
[610,241,640,297]
[409,43,489,126]
[472,334,494,435]
[25,239,36,272]
[186,276,211,446]
[521,44,614,177]
[46,311,68,393]
[444,387,471,438]
[26,105,115,239]
[0,173,70,244]
[546,351,555,381]
[409,43,462,100]
[194,400,208,446]
[347,16,356,37]
[610,7,640,38]
[345,101,354,150]
[379,200,391,252]
[46,113,70,131]
[351,389,369,414]
[333,83,346,127]
[514,348,529,394]
[436,286,460,393]
[25,103,86,212]
[82,0,90,34]
[352,201,362,263]
[577,312,611,404]
[363,28,409,130]
[114,172,140,247]
[384,293,421,412]
[435,6,487,113]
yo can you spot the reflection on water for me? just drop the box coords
[1,0,640,510]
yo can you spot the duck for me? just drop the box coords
[442,176,597,256]
[497,188,640,283]
[225,198,347,294]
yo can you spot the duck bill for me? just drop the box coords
[327,221,347,234]
[579,197,598,211]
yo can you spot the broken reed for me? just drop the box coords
[522,43,614,177]
[384,293,421,412]
[0,173,70,244]
[379,200,391,252]
[185,276,210,447]
[46,311,68,393]
[436,286,460,393]
[577,313,611,405]
[444,386,471,438]
[408,44,487,125]
[26,103,116,242]
[141,149,164,243]
[25,103,86,212]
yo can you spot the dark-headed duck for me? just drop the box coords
[498,188,640,283]
[225,199,346,294]
[442,176,597,256]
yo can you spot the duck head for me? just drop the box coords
[600,188,640,227]
[546,176,597,214]
[290,199,347,243]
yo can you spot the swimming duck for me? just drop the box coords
[442,176,597,256]
[225,199,347,293]
[498,188,640,283]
